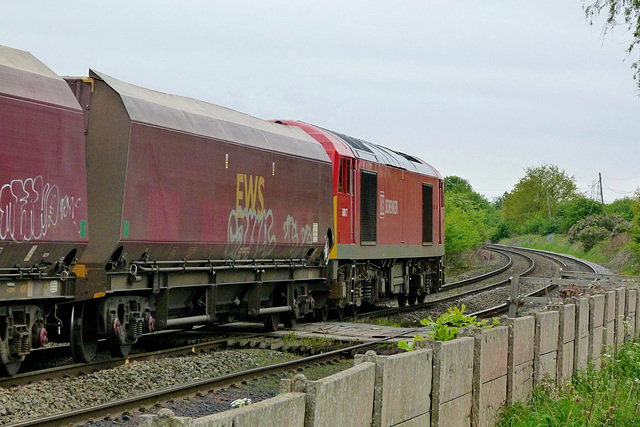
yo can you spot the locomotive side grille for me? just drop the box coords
[360,170,378,243]
[422,183,433,244]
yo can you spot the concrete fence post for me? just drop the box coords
[301,360,375,427]
[636,287,640,341]
[504,316,535,404]
[428,337,474,427]
[615,288,626,352]
[534,310,559,386]
[603,290,616,353]
[459,326,508,427]
[360,348,433,427]
[571,297,589,374]
[552,304,575,386]
[589,294,605,371]
[626,288,637,342]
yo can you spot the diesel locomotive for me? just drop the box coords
[0,44,444,376]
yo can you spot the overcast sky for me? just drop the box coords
[3,1,638,203]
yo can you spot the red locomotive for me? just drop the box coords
[0,44,444,376]
[274,121,445,314]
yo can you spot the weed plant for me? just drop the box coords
[498,341,640,426]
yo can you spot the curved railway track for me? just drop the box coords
[471,244,598,317]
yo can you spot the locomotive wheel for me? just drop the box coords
[263,314,280,332]
[70,301,99,363]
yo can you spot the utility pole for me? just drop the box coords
[598,173,604,205]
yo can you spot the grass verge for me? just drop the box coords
[498,341,640,426]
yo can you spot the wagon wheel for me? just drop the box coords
[108,341,132,358]
[107,317,133,358]
[0,346,23,377]
[263,314,280,332]
[408,292,417,305]
[417,292,426,304]
[0,361,21,377]
[283,312,297,328]
[336,306,345,320]
[397,293,407,307]
[351,304,359,316]
[70,300,99,363]
[319,305,329,322]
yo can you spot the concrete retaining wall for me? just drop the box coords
[142,290,640,427]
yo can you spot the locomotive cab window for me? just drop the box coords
[422,183,433,244]
[338,158,352,194]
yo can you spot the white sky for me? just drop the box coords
[3,1,638,203]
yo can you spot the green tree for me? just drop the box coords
[629,190,640,259]
[443,176,498,264]
[583,1,640,88]
[605,197,635,221]
[555,196,604,232]
[445,195,486,264]
[501,164,579,233]
[444,176,474,194]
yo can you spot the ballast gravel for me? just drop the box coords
[0,349,299,426]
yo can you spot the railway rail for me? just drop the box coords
[6,328,424,427]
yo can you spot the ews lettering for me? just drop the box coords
[235,174,265,214]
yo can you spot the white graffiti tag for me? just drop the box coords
[0,177,81,241]
[283,215,313,247]
[226,206,277,258]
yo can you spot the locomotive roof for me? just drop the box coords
[322,127,441,178]
[0,44,82,111]
[89,70,330,163]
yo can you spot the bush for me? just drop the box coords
[568,214,632,251]
[490,221,511,243]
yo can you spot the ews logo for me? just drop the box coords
[235,174,265,215]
